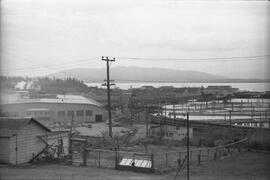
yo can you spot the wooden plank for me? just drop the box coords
[135,160,143,167]
[119,158,128,166]
[141,160,148,167]
[126,159,133,166]
[119,158,133,166]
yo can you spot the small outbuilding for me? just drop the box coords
[0,117,51,165]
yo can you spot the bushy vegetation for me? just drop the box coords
[0,75,97,94]
[37,77,91,94]
[0,76,28,90]
[247,129,270,151]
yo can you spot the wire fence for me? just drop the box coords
[154,137,249,171]
[72,138,249,172]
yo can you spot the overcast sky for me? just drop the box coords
[1,0,269,79]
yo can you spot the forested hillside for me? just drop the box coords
[0,76,95,94]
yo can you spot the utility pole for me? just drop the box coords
[102,56,115,138]
[68,114,74,161]
[164,102,167,135]
[145,106,149,138]
[159,102,162,140]
[145,106,149,153]
[229,110,232,141]
[173,104,176,127]
[130,94,134,124]
[186,112,190,180]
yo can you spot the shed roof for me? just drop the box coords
[26,108,50,112]
[0,117,51,137]
[2,95,103,107]
[207,85,232,89]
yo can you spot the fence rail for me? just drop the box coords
[72,138,249,172]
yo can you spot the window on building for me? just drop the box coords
[168,132,174,137]
[85,110,93,116]
[58,111,66,117]
[67,110,74,117]
[26,112,31,116]
[9,112,19,117]
[76,110,84,117]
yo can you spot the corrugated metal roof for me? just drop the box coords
[2,95,103,107]
[26,108,50,112]
[0,117,51,137]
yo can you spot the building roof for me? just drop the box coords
[0,117,51,137]
[139,86,155,90]
[177,87,201,93]
[26,108,50,112]
[207,85,232,89]
[2,95,103,107]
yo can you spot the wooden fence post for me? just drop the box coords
[69,139,73,164]
[207,149,210,161]
[98,150,101,167]
[151,153,154,171]
[133,153,135,170]
[198,151,201,165]
[179,152,181,164]
[115,151,118,169]
[190,151,192,165]
[165,152,168,168]
[83,146,87,166]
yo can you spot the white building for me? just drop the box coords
[0,117,69,165]
[204,86,239,97]
[0,95,106,126]
[0,117,51,165]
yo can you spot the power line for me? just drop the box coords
[116,55,270,61]
[1,48,100,70]
[1,53,269,73]
[0,55,99,72]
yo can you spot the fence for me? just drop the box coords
[153,137,249,171]
[72,138,249,172]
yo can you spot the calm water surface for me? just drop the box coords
[86,82,270,92]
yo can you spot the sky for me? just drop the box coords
[0,0,269,79]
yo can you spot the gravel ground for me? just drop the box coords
[0,152,269,180]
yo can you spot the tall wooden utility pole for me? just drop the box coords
[229,110,232,141]
[173,104,176,126]
[145,106,149,153]
[186,112,190,180]
[159,102,162,140]
[102,56,115,138]
[164,102,167,135]
[68,114,74,161]
[145,107,149,138]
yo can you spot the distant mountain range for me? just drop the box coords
[48,66,270,83]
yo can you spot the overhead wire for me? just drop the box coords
[115,55,270,61]
[1,53,269,73]
[1,48,100,72]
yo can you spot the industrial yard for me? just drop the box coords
[1,0,270,179]
[1,152,269,180]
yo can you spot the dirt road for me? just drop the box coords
[0,152,269,180]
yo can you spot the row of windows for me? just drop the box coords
[26,111,51,116]
[58,110,93,117]
[1,111,19,117]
